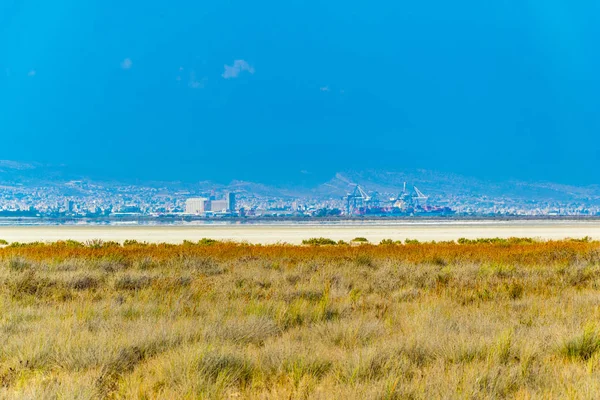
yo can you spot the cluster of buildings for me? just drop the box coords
[3,179,600,220]
[184,193,236,215]
[0,182,185,217]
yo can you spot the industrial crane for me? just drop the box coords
[344,185,372,215]
[412,186,429,204]
[390,183,430,210]
[344,183,429,215]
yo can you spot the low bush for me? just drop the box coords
[302,237,337,246]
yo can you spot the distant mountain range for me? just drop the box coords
[315,170,600,203]
[1,160,599,203]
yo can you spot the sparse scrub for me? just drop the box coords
[6,270,54,298]
[0,239,599,397]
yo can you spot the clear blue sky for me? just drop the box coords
[1,0,599,185]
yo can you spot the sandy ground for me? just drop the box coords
[0,221,599,244]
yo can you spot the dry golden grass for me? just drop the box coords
[1,238,600,399]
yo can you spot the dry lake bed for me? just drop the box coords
[0,220,599,244]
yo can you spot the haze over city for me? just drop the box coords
[2,160,600,219]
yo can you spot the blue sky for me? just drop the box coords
[1,0,599,185]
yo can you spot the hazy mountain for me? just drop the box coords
[0,160,71,184]
[1,160,599,203]
[318,170,600,203]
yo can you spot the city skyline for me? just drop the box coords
[1,159,600,218]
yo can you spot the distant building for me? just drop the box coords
[227,192,236,212]
[210,200,228,212]
[186,193,236,215]
[185,198,208,214]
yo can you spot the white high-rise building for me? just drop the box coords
[185,198,208,214]
[210,200,228,212]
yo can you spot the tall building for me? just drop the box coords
[186,194,236,215]
[210,200,228,212]
[227,192,236,212]
[185,198,208,214]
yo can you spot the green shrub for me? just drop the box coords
[302,238,337,246]
[569,236,593,243]
[352,237,369,243]
[198,238,219,246]
[458,237,537,245]
[63,240,84,248]
[182,238,219,246]
[123,240,149,247]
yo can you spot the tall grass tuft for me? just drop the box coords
[8,256,31,271]
[561,326,600,361]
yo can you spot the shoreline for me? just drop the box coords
[0,220,598,244]
[3,215,600,226]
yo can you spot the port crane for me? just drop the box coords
[412,186,429,204]
[390,183,430,210]
[344,183,432,215]
[344,185,372,214]
[339,182,452,216]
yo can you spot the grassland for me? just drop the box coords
[1,238,600,398]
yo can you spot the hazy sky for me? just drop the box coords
[1,0,599,185]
